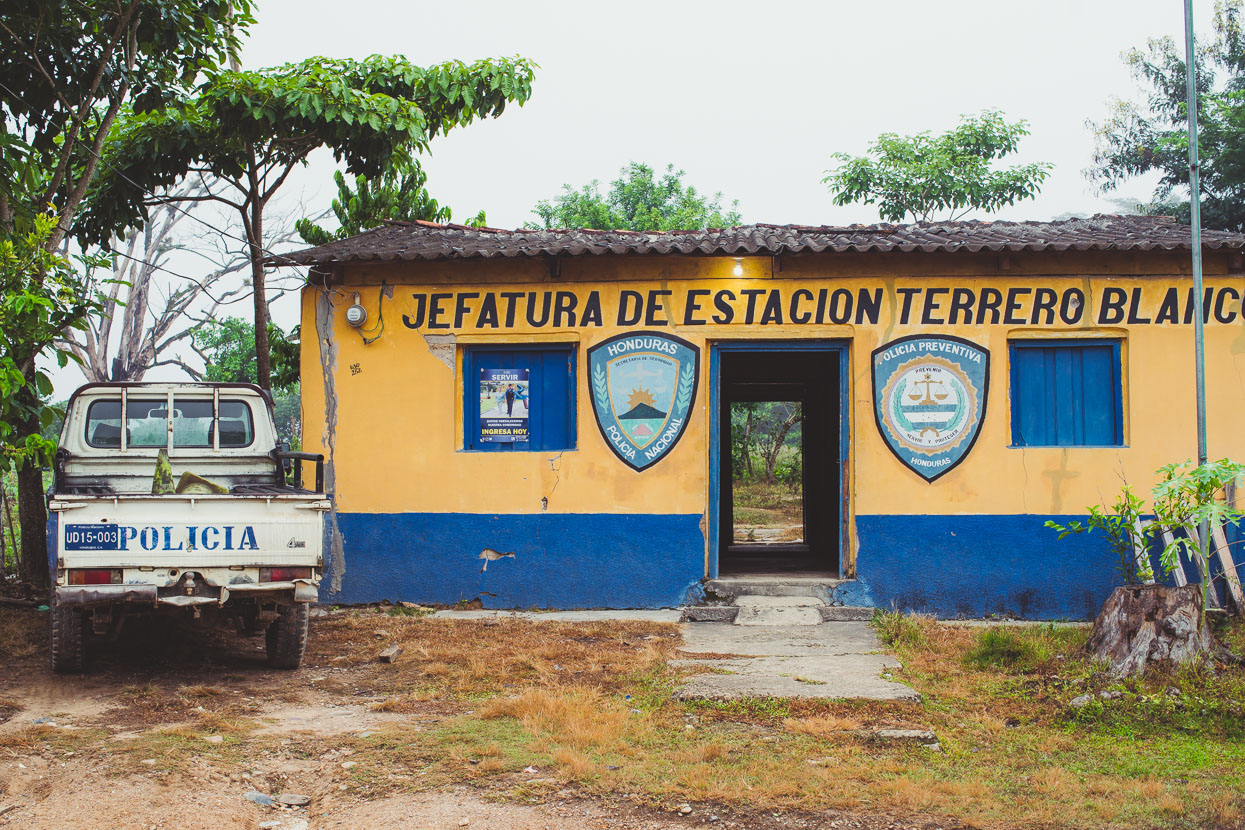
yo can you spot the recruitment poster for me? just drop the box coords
[479,368,530,442]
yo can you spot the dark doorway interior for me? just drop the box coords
[719,351,840,575]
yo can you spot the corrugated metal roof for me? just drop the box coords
[272,215,1245,266]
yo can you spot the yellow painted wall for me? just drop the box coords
[301,251,1245,572]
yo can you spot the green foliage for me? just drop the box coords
[0,209,105,471]
[1088,1,1245,231]
[964,628,1047,672]
[296,159,456,246]
[192,317,299,388]
[1046,484,1154,585]
[530,162,742,231]
[823,110,1052,223]
[1151,458,1245,602]
[82,54,536,244]
[871,609,927,648]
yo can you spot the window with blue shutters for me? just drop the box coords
[1009,339,1124,447]
[462,345,577,451]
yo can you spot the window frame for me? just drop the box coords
[84,395,257,451]
[1008,337,1125,448]
[461,343,578,452]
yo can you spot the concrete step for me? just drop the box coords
[733,595,824,626]
[704,576,849,601]
[681,606,738,623]
[735,605,824,626]
[819,606,875,622]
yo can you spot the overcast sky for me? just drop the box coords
[240,0,1195,229]
[52,0,1209,394]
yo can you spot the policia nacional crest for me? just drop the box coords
[872,335,989,482]
[588,332,699,472]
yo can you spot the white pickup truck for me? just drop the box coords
[47,382,328,672]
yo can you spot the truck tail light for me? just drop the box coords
[259,567,312,582]
[68,569,122,585]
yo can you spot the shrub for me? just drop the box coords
[872,609,926,648]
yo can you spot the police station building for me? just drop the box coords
[286,215,1245,618]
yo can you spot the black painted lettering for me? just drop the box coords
[1098,287,1127,324]
[454,292,479,329]
[581,291,603,326]
[815,288,828,323]
[948,288,975,324]
[500,292,523,327]
[897,287,920,324]
[856,288,882,325]
[684,289,710,325]
[427,293,452,329]
[1155,287,1180,323]
[921,287,949,325]
[526,291,552,327]
[1003,287,1031,325]
[617,290,643,325]
[1126,287,1150,324]
[741,289,765,324]
[790,289,814,324]
[976,288,1003,324]
[402,293,427,328]
[828,288,853,324]
[475,293,499,328]
[760,290,783,324]
[1060,288,1085,324]
[712,290,735,324]
[553,291,577,327]
[1030,288,1057,325]
[645,289,672,326]
[1215,286,1239,323]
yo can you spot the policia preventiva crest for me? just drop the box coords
[871,335,989,482]
[587,332,700,472]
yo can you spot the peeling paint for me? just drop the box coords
[479,547,515,572]
[315,289,347,593]
[423,333,457,370]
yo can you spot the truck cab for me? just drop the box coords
[47,382,328,672]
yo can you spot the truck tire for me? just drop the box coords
[50,603,86,674]
[265,603,309,669]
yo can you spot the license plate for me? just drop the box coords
[64,524,119,551]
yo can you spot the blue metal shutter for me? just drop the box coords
[464,346,576,451]
[1010,341,1122,446]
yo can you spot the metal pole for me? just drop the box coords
[1184,0,1212,601]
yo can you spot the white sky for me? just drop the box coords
[239,0,1191,228]
[53,0,1205,396]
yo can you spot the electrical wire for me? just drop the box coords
[360,282,386,345]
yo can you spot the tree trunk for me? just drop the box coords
[251,252,271,390]
[1087,584,1216,677]
[16,454,48,595]
[742,409,754,479]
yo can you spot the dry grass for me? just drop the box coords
[307,615,678,700]
[781,714,861,737]
[0,606,42,659]
[481,687,636,750]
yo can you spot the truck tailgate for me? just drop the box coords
[53,494,327,568]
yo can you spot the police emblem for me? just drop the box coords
[871,335,989,482]
[588,332,699,472]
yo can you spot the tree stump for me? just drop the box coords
[1087,585,1215,677]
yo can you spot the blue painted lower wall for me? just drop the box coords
[327,511,1236,618]
[853,514,1121,619]
[328,512,705,609]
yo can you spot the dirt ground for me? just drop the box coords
[0,607,962,830]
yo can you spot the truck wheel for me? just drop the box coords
[265,603,309,669]
[50,603,87,674]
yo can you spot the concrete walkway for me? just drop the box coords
[674,622,920,701]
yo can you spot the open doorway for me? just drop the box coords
[716,348,842,575]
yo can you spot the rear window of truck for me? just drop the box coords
[85,398,255,449]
